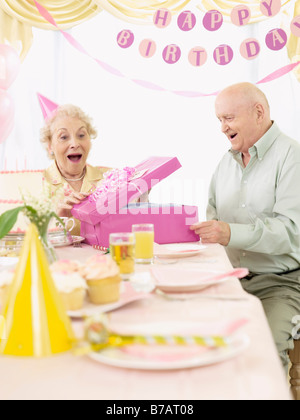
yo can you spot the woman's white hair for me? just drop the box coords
[40,104,98,159]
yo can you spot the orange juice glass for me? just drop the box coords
[132,224,154,264]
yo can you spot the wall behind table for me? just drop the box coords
[1,9,300,220]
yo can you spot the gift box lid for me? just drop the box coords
[72,156,182,225]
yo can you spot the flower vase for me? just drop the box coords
[37,217,57,264]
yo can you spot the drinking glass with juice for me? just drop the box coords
[109,233,135,278]
[132,224,154,264]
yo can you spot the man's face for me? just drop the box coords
[215,93,259,153]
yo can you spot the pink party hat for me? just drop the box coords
[37,93,59,121]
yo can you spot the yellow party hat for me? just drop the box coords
[0,224,76,357]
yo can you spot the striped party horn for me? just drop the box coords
[93,245,110,254]
[74,335,229,356]
[105,334,228,348]
[74,314,229,356]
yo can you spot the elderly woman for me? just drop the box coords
[41,103,148,237]
[41,104,110,236]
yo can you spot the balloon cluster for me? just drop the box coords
[0,45,21,144]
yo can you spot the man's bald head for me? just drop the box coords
[216,82,270,118]
[215,82,273,154]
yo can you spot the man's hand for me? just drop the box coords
[190,220,231,246]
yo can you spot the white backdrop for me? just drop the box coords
[1,3,300,220]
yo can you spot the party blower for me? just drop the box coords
[74,314,248,356]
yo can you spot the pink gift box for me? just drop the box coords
[72,157,199,247]
[81,203,199,247]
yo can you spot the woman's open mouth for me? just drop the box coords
[67,154,83,163]
[230,133,237,140]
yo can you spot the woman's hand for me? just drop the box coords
[137,191,150,203]
[57,192,89,218]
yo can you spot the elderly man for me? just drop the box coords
[191,82,300,372]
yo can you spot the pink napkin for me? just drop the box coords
[116,318,248,362]
[120,282,151,303]
[151,266,249,287]
[120,345,208,361]
[102,282,153,311]
[67,281,153,317]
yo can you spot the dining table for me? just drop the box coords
[0,241,293,401]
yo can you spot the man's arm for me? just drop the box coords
[192,161,300,254]
[190,171,231,246]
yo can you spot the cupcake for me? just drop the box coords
[50,259,82,273]
[81,255,121,305]
[0,269,15,309]
[51,271,88,311]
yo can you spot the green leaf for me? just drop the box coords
[0,207,25,239]
[24,205,38,215]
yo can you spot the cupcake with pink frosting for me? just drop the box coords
[50,259,82,273]
[80,255,121,305]
[51,271,88,311]
[50,259,87,310]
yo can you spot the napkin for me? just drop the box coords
[151,266,249,287]
[120,345,208,361]
[116,318,248,362]
[68,281,153,317]
[118,282,153,306]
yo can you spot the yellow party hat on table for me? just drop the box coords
[0,224,76,357]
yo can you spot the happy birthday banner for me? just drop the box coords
[118,4,300,65]
[33,0,300,97]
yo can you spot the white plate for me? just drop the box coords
[154,243,207,259]
[50,235,85,248]
[88,333,249,370]
[1,233,85,248]
[68,282,152,318]
[151,267,235,293]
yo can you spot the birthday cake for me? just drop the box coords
[0,170,45,233]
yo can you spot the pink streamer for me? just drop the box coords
[34,0,58,28]
[95,59,125,78]
[33,0,300,98]
[173,90,220,98]
[61,31,91,56]
[132,79,166,91]
[33,1,124,79]
[256,60,300,84]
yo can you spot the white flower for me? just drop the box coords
[21,181,62,225]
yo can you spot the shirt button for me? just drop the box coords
[243,180,247,184]
[241,204,246,208]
